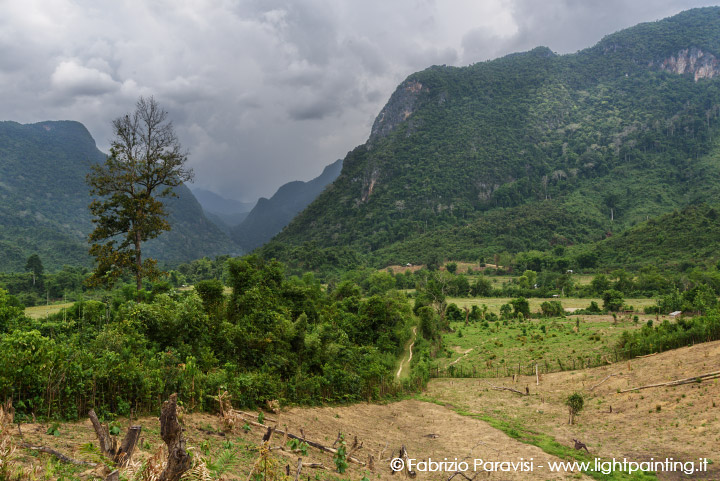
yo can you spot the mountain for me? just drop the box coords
[190,187,255,232]
[572,203,720,272]
[0,120,238,272]
[260,7,720,272]
[231,159,343,251]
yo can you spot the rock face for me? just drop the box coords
[368,79,429,142]
[658,47,720,81]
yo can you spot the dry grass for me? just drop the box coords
[5,342,718,480]
[24,302,74,319]
[276,400,592,480]
[425,340,720,480]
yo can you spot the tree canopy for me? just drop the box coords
[87,97,193,291]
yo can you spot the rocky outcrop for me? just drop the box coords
[368,79,429,143]
[657,47,720,81]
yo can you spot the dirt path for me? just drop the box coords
[396,326,417,379]
[448,348,473,366]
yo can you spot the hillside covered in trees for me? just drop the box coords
[261,7,720,273]
[0,120,238,271]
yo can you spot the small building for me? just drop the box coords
[669,311,682,318]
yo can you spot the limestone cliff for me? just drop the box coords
[368,79,429,143]
[656,47,720,81]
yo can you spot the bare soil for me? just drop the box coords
[5,341,719,480]
[426,340,720,480]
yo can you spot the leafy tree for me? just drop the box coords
[522,270,537,289]
[448,274,470,297]
[565,392,584,424]
[86,96,193,292]
[0,289,24,333]
[602,289,624,312]
[445,303,463,322]
[195,279,225,315]
[366,271,395,296]
[445,262,458,274]
[24,254,44,287]
[417,306,439,340]
[540,300,564,317]
[590,274,611,295]
[510,297,530,318]
[470,276,493,296]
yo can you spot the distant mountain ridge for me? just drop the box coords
[259,7,720,272]
[191,187,255,233]
[0,120,238,271]
[231,159,343,251]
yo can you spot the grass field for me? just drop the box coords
[24,302,74,319]
[438,315,648,376]
[446,296,657,314]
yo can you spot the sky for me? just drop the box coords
[1,0,718,201]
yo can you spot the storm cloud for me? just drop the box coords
[1,0,716,200]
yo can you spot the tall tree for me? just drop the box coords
[25,254,43,286]
[87,96,193,291]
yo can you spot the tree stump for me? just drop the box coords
[88,410,141,467]
[158,394,191,481]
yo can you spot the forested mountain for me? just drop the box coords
[574,203,720,272]
[190,187,255,232]
[232,158,342,250]
[0,120,237,271]
[260,7,720,272]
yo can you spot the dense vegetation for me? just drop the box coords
[0,256,432,420]
[261,8,720,273]
[0,120,237,272]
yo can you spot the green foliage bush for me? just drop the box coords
[0,256,421,419]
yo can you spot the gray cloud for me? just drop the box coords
[0,0,716,201]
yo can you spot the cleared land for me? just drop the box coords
[7,342,718,480]
[425,339,720,481]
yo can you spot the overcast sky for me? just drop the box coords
[2,0,717,201]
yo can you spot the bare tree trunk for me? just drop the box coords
[158,394,191,481]
[135,230,142,293]
[116,426,142,467]
[89,410,116,457]
[88,409,141,467]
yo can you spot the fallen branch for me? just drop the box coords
[447,472,478,481]
[237,415,365,466]
[20,443,97,466]
[491,386,527,396]
[589,373,619,392]
[618,370,720,393]
[294,458,302,481]
[235,409,278,424]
